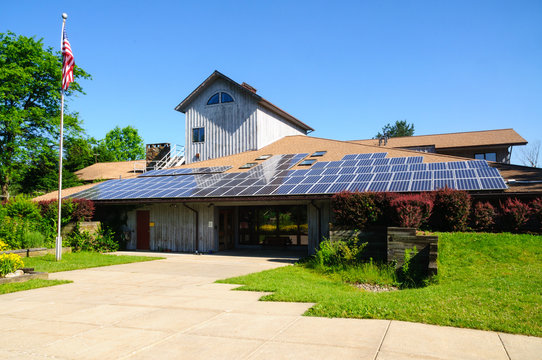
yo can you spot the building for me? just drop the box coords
[67,72,539,255]
[174,71,313,164]
[352,128,527,164]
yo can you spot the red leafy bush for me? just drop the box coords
[332,191,382,230]
[531,198,542,231]
[389,193,433,229]
[500,198,531,232]
[38,198,95,226]
[471,202,496,232]
[431,188,471,231]
[71,199,95,221]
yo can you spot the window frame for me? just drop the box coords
[206,92,235,106]
[192,127,205,143]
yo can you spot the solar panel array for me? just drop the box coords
[71,153,507,201]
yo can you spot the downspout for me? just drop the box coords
[310,200,322,247]
[183,203,199,254]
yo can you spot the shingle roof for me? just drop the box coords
[174,71,314,132]
[75,160,145,181]
[350,129,527,149]
[32,182,105,202]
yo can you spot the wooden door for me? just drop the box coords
[136,211,150,250]
[219,209,234,250]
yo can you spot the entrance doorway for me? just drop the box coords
[219,209,234,250]
[136,210,150,250]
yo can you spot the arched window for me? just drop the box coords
[207,92,234,105]
[207,93,219,105]
[221,92,234,103]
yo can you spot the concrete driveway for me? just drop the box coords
[0,251,540,360]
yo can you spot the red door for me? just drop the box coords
[136,211,150,250]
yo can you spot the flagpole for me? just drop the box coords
[56,13,68,261]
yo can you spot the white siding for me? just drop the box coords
[256,106,306,149]
[184,79,258,164]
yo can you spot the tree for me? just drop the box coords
[102,126,145,161]
[520,140,540,168]
[0,31,90,199]
[375,120,415,138]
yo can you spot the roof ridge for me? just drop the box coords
[351,128,518,141]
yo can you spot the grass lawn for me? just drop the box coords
[218,232,542,337]
[23,252,164,273]
[0,279,72,295]
[1,252,164,295]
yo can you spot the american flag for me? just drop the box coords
[62,30,74,90]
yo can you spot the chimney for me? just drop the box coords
[241,82,257,93]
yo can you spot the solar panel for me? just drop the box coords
[388,181,410,192]
[355,173,374,182]
[327,182,350,193]
[480,177,507,189]
[368,181,389,192]
[342,154,358,160]
[434,179,455,189]
[373,158,390,166]
[371,153,387,159]
[307,183,332,193]
[374,173,393,181]
[348,182,369,192]
[428,162,446,170]
[406,156,423,164]
[357,159,374,166]
[389,157,406,165]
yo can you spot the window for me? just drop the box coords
[192,127,205,142]
[299,159,316,166]
[239,162,258,169]
[238,206,308,246]
[311,151,327,157]
[207,93,219,105]
[207,92,234,105]
[255,154,272,160]
[475,153,497,162]
[221,92,234,103]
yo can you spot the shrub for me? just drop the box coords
[71,199,95,221]
[68,225,119,253]
[398,246,420,288]
[332,191,381,230]
[21,230,46,249]
[313,232,367,268]
[431,188,471,231]
[0,240,8,251]
[0,216,26,249]
[531,198,542,232]
[4,196,42,223]
[500,198,531,232]
[471,202,497,232]
[0,253,24,277]
[389,193,433,229]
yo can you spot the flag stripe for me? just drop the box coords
[62,30,74,90]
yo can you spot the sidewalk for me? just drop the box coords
[0,251,540,359]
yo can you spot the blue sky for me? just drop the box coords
[2,0,541,164]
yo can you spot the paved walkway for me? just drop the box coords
[0,251,540,360]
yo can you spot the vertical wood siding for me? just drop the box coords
[256,106,306,149]
[126,203,216,252]
[184,79,258,164]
